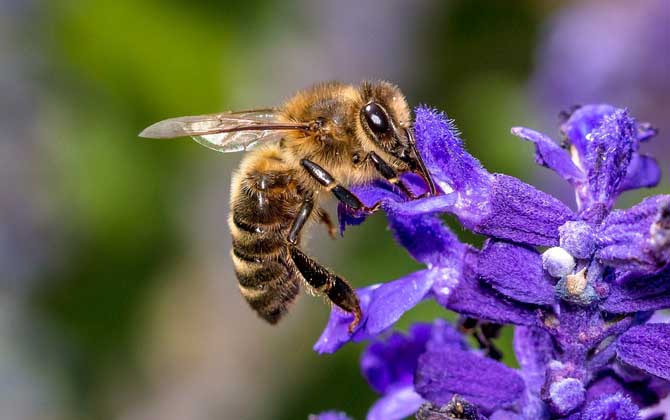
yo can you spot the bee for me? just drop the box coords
[140,81,436,331]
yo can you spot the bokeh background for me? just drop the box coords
[1,0,668,419]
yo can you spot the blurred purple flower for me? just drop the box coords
[314,105,669,419]
[532,0,670,163]
[309,411,354,420]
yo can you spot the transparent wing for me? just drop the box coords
[139,109,310,153]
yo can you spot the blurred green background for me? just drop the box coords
[1,0,668,419]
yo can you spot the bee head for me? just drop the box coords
[357,81,415,164]
[357,81,436,195]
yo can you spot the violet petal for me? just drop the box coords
[309,411,353,420]
[560,104,619,159]
[586,372,665,410]
[415,347,525,414]
[617,323,670,381]
[514,326,554,419]
[511,126,583,184]
[582,108,636,207]
[313,285,379,354]
[365,270,435,335]
[362,320,467,396]
[619,154,662,192]
[472,174,576,246]
[361,323,432,394]
[476,240,555,305]
[580,393,641,420]
[514,326,554,395]
[597,195,670,274]
[413,106,492,202]
[437,250,540,326]
[386,207,465,268]
[366,386,425,420]
[489,410,522,420]
[602,266,670,313]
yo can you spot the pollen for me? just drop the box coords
[565,268,587,296]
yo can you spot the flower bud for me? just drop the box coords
[542,247,575,278]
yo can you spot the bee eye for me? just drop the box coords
[362,102,391,135]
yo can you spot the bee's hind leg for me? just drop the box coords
[287,196,361,332]
[290,246,361,332]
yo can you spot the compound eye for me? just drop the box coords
[362,102,391,135]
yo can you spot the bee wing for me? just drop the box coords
[139,109,311,153]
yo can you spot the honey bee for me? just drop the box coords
[140,81,436,331]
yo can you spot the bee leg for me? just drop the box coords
[287,197,361,331]
[287,195,314,245]
[301,158,380,213]
[367,152,418,199]
[289,246,362,332]
[316,207,337,239]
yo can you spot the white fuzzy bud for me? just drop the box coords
[542,247,575,278]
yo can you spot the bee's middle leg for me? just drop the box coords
[316,207,337,239]
[286,196,362,331]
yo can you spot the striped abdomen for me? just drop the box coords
[228,151,305,323]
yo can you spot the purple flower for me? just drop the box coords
[308,411,353,420]
[532,0,670,165]
[313,105,669,419]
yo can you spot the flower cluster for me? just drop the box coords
[311,105,669,419]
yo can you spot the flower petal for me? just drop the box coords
[436,250,540,326]
[580,393,641,420]
[313,285,379,354]
[586,372,667,410]
[489,410,522,420]
[601,266,670,313]
[560,104,619,159]
[513,326,554,419]
[476,241,555,305]
[413,106,492,201]
[309,411,353,420]
[511,126,583,184]
[365,270,435,335]
[361,324,432,394]
[386,206,465,268]
[415,347,526,414]
[617,323,670,381]
[619,154,661,192]
[366,386,424,420]
[583,109,637,210]
[361,320,467,395]
[514,326,554,394]
[597,195,670,275]
[337,180,400,234]
[472,174,576,246]
[337,176,458,237]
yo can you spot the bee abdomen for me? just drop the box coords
[231,245,299,324]
[229,153,304,324]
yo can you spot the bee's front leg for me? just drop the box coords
[300,158,380,213]
[366,152,419,199]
